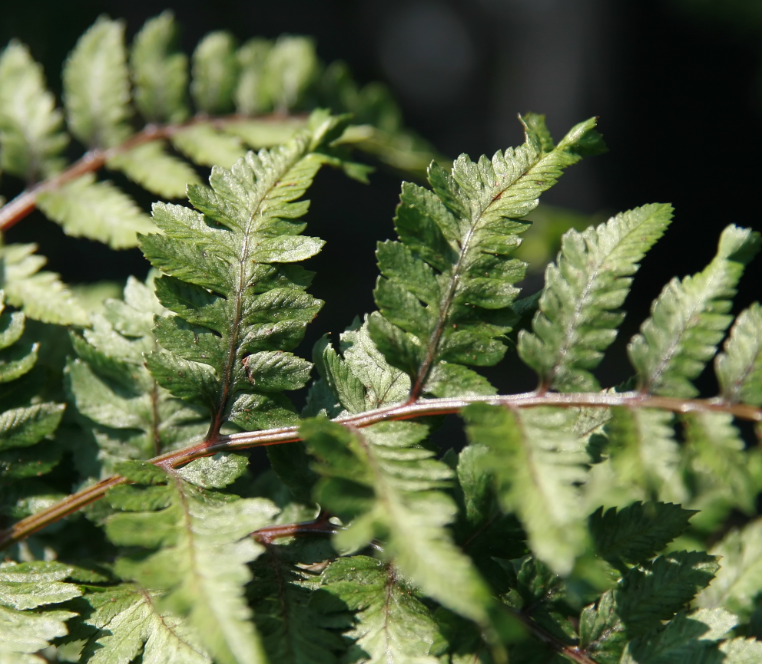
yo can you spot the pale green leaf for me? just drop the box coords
[0,41,67,180]
[715,303,762,406]
[130,11,189,123]
[172,124,246,168]
[37,173,155,249]
[191,31,239,114]
[518,203,673,391]
[63,16,132,148]
[628,225,761,397]
[235,39,272,115]
[107,141,200,199]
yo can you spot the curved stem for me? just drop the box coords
[0,112,307,232]
[0,391,759,551]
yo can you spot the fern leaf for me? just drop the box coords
[66,276,207,478]
[249,539,344,664]
[130,11,189,123]
[107,141,201,198]
[63,16,132,148]
[715,303,762,406]
[589,502,695,569]
[696,520,762,621]
[191,32,239,114]
[0,241,90,326]
[319,555,440,664]
[518,203,673,391]
[628,225,761,397]
[301,418,495,627]
[369,114,605,399]
[720,638,762,663]
[463,403,589,575]
[606,408,685,502]
[683,412,757,517]
[81,584,210,664]
[37,173,155,249]
[619,609,737,664]
[172,124,247,168]
[223,117,307,148]
[236,39,272,115]
[0,41,68,180]
[580,551,718,664]
[0,560,81,661]
[142,112,348,437]
[260,37,319,111]
[105,460,277,664]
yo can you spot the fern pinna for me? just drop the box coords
[1,14,762,662]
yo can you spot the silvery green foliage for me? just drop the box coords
[0,29,761,660]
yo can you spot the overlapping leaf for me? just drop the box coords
[66,276,207,478]
[141,112,348,437]
[369,114,605,399]
[301,417,495,628]
[0,560,81,662]
[629,224,760,397]
[463,403,589,575]
[0,41,67,180]
[715,302,762,406]
[105,458,277,664]
[518,203,673,391]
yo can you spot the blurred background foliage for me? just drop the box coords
[0,0,760,398]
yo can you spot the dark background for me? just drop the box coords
[2,0,761,399]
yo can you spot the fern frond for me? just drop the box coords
[716,303,762,406]
[249,538,344,664]
[105,459,277,664]
[37,173,155,249]
[106,141,201,198]
[66,276,207,478]
[191,32,239,114]
[589,502,695,570]
[518,203,673,391]
[629,225,761,397]
[235,39,272,115]
[80,584,210,664]
[0,41,68,181]
[369,114,605,399]
[301,418,495,627]
[141,112,347,438]
[171,123,247,168]
[63,16,133,149]
[0,560,81,661]
[696,519,762,621]
[261,37,319,112]
[0,241,90,325]
[463,403,589,575]
[130,11,189,123]
[580,551,718,664]
[319,555,441,664]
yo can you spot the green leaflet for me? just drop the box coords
[105,461,277,664]
[236,39,273,115]
[696,520,762,621]
[130,11,189,123]
[580,551,719,664]
[249,538,344,664]
[0,41,67,180]
[260,37,319,111]
[66,276,208,478]
[172,123,247,168]
[191,31,239,114]
[107,141,201,199]
[715,303,762,406]
[81,584,210,664]
[463,403,589,575]
[629,224,761,397]
[0,290,65,524]
[518,203,673,391]
[589,502,695,570]
[142,111,348,437]
[0,241,90,326]
[37,173,155,249]
[0,560,82,661]
[369,114,605,399]
[606,408,686,503]
[301,417,495,627]
[319,555,441,664]
[63,16,133,148]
